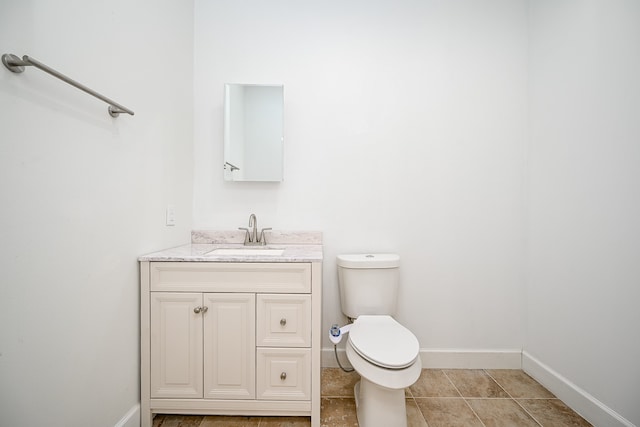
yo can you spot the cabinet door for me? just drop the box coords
[150,292,203,398]
[203,293,256,399]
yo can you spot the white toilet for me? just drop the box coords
[336,254,422,427]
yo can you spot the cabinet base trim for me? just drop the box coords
[149,398,311,416]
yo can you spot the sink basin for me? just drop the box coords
[206,248,285,256]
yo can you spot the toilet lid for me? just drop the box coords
[348,315,419,369]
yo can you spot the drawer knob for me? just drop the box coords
[280,318,287,326]
[280,372,287,381]
[193,306,202,314]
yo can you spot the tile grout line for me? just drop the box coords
[513,399,544,427]
[439,370,463,399]
[483,369,544,427]
[512,399,548,427]
[442,370,488,427]
[405,386,431,427]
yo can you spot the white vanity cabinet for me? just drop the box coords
[140,260,322,427]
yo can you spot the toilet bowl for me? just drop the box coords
[346,315,422,427]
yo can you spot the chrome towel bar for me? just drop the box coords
[2,53,134,117]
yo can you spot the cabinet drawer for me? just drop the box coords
[257,294,311,347]
[256,348,311,401]
[150,262,311,293]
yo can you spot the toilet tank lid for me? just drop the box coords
[337,254,400,268]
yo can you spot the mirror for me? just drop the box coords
[223,84,284,182]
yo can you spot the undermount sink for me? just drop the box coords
[206,248,285,256]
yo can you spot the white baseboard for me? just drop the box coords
[418,348,522,369]
[322,347,522,369]
[114,403,140,427]
[522,351,635,427]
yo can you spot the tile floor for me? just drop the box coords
[152,368,592,427]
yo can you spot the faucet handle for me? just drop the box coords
[259,228,272,245]
[238,227,251,244]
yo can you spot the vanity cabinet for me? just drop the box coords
[140,261,322,427]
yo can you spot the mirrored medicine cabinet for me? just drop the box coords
[223,84,284,182]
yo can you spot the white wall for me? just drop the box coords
[527,1,640,425]
[194,0,529,354]
[0,1,194,426]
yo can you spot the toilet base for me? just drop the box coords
[354,378,407,427]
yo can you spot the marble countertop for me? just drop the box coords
[139,231,323,262]
[138,243,323,263]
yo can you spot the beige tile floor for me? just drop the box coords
[152,368,592,427]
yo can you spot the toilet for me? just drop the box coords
[337,254,421,427]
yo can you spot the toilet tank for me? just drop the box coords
[337,254,400,319]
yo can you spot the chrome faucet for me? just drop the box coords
[248,213,258,243]
[239,213,271,246]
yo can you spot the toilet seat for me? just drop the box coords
[348,315,419,369]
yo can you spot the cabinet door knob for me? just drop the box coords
[202,306,208,313]
[280,372,287,380]
[193,306,202,314]
[280,318,287,326]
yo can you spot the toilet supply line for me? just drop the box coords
[329,323,354,372]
